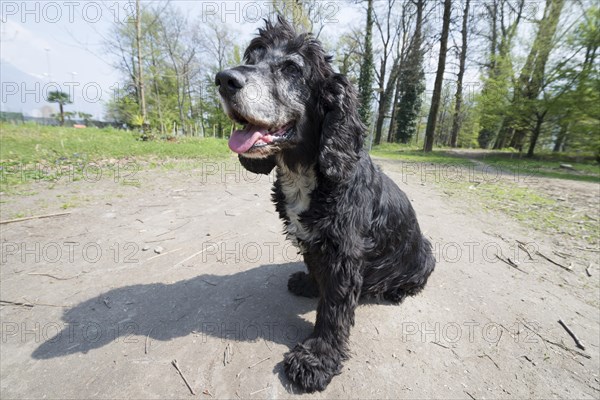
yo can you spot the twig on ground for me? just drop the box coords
[1,299,67,308]
[145,327,154,354]
[171,359,196,395]
[248,357,271,369]
[558,319,586,351]
[465,391,476,400]
[536,251,573,272]
[431,341,450,349]
[263,339,272,352]
[145,237,176,244]
[515,240,534,260]
[249,385,271,396]
[0,211,71,225]
[0,300,34,308]
[574,246,600,252]
[478,353,500,369]
[169,241,225,268]
[521,355,536,366]
[495,254,528,274]
[521,321,590,359]
[147,248,182,260]
[224,343,233,366]
[201,279,217,286]
[586,265,592,277]
[27,272,80,280]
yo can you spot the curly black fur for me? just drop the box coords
[217,16,436,393]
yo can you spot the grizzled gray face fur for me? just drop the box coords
[215,19,333,160]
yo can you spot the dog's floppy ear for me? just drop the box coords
[238,155,276,175]
[318,74,365,181]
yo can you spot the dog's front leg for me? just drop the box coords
[284,258,362,392]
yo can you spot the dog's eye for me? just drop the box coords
[282,62,300,75]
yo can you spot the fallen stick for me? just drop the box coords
[515,240,535,260]
[586,265,592,277]
[0,211,71,225]
[145,327,154,355]
[521,321,590,359]
[478,353,500,370]
[27,272,80,281]
[495,254,528,274]
[574,246,600,252]
[248,357,270,369]
[0,299,34,307]
[558,319,586,351]
[249,385,271,396]
[147,248,182,261]
[171,359,196,395]
[535,251,573,272]
[169,241,225,268]
[0,299,67,308]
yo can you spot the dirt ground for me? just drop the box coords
[1,155,599,399]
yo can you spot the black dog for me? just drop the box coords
[215,17,435,392]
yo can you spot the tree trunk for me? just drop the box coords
[527,111,547,157]
[552,122,568,152]
[59,103,64,126]
[135,0,147,125]
[424,0,452,152]
[387,78,401,142]
[357,0,375,127]
[449,0,470,148]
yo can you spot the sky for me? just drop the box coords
[0,0,362,120]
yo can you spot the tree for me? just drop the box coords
[372,0,402,145]
[135,0,147,127]
[474,0,525,149]
[393,0,426,144]
[505,0,566,151]
[449,0,470,147]
[358,0,375,126]
[423,0,452,152]
[47,91,72,126]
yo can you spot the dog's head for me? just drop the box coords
[216,16,364,180]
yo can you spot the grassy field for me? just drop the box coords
[370,143,475,166]
[0,124,231,163]
[472,152,600,183]
[372,143,599,182]
[0,124,232,190]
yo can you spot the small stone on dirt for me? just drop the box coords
[154,246,164,254]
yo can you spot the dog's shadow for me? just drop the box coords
[32,263,315,360]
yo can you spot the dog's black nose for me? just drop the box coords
[215,69,246,96]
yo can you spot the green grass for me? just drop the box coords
[0,123,232,189]
[371,143,600,182]
[0,123,231,163]
[370,143,475,166]
[443,178,599,246]
[475,154,600,183]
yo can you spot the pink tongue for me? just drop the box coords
[228,125,269,154]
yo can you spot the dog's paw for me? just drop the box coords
[287,272,320,298]
[284,338,342,392]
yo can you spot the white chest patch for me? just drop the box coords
[278,165,317,248]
